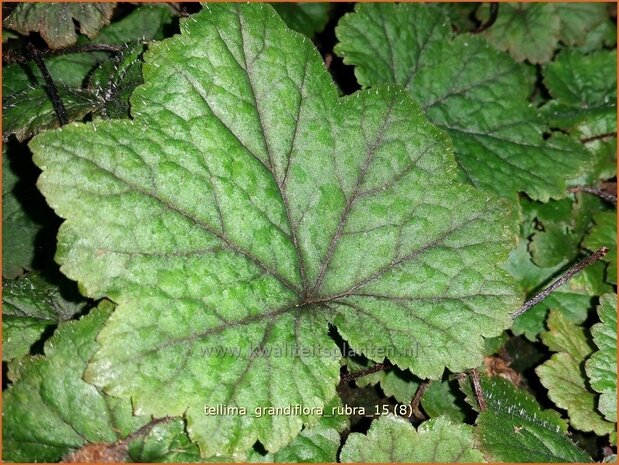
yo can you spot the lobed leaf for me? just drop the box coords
[477,3,560,64]
[30,3,521,458]
[335,3,589,202]
[536,311,613,436]
[3,3,116,49]
[586,294,618,423]
[339,414,484,462]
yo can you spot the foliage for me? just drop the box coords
[2,2,616,463]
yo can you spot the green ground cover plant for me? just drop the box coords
[2,2,617,462]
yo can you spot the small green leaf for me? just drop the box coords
[248,397,348,463]
[335,3,589,202]
[542,49,617,139]
[556,3,611,47]
[541,310,591,359]
[536,311,614,436]
[421,380,467,424]
[477,3,560,64]
[4,3,116,49]
[272,3,331,37]
[460,375,592,462]
[586,294,617,423]
[340,414,484,462]
[30,3,521,458]
[3,272,85,361]
[350,357,421,404]
[2,303,150,462]
[127,419,206,463]
[583,211,617,284]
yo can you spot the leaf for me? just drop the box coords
[556,3,612,47]
[576,17,617,53]
[2,147,58,278]
[272,3,331,37]
[248,397,348,463]
[349,357,421,404]
[586,294,617,423]
[334,3,589,202]
[421,379,467,424]
[536,311,614,436]
[89,44,146,119]
[3,85,99,142]
[529,195,604,269]
[542,49,617,138]
[128,420,204,463]
[583,211,617,285]
[477,3,560,64]
[93,4,174,45]
[340,414,485,462]
[460,375,592,462]
[3,3,116,49]
[2,5,175,138]
[2,302,151,462]
[3,271,85,361]
[30,3,521,458]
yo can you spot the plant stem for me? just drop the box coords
[569,186,617,204]
[474,3,499,33]
[410,380,429,418]
[342,363,389,382]
[27,43,68,126]
[511,247,609,319]
[469,368,486,411]
[581,131,617,144]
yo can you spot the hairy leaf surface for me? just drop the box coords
[461,375,592,462]
[340,414,484,462]
[31,3,521,457]
[335,3,589,202]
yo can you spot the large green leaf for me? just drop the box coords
[586,294,618,423]
[335,3,589,202]
[3,3,116,49]
[460,375,592,462]
[30,3,521,458]
[340,414,484,462]
[536,311,614,436]
[3,272,85,361]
